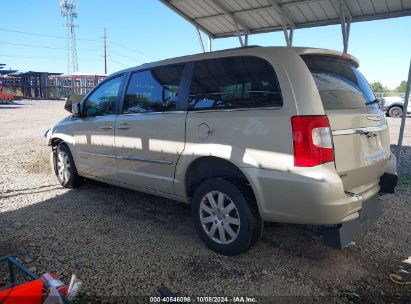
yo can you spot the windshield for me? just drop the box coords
[302,55,378,110]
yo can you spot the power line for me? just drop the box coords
[0,37,143,63]
[110,41,160,60]
[0,41,143,63]
[0,41,66,50]
[108,59,129,67]
[0,54,65,61]
[0,27,100,42]
[0,41,100,52]
[0,27,159,61]
[108,50,145,62]
[0,26,158,73]
[0,27,161,58]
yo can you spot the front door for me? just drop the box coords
[73,75,125,180]
[114,65,186,194]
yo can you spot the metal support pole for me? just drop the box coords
[281,16,293,47]
[8,259,15,284]
[396,59,411,171]
[232,22,245,47]
[196,27,205,53]
[340,2,351,53]
[244,34,249,46]
[238,35,245,47]
[208,36,213,52]
[282,27,291,47]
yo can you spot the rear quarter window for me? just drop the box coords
[302,56,378,110]
[189,56,282,110]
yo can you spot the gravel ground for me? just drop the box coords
[0,100,410,303]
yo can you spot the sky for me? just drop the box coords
[0,0,410,89]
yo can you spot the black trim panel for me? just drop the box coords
[322,195,382,249]
[379,173,398,194]
[178,62,194,111]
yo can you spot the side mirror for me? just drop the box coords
[72,103,81,117]
[65,94,85,112]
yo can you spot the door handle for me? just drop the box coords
[117,123,131,130]
[100,124,113,130]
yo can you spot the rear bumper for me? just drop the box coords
[242,165,378,225]
[321,194,382,248]
[244,166,384,248]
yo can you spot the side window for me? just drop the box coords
[82,76,124,117]
[123,65,184,114]
[189,56,282,110]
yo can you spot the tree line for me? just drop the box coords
[370,81,408,94]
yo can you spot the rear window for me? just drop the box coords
[302,56,378,110]
[189,56,282,110]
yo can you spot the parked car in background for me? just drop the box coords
[46,46,398,255]
[380,96,411,117]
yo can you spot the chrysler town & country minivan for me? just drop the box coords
[46,46,398,255]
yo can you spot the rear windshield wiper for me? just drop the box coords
[366,99,380,105]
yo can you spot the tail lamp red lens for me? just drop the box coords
[291,115,334,167]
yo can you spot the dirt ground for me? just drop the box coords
[0,100,410,303]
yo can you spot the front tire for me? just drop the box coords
[192,178,262,256]
[54,143,81,188]
[388,106,403,118]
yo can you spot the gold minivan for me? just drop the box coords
[46,46,398,255]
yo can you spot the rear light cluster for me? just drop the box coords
[291,115,334,167]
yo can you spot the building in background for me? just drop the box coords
[0,71,106,99]
[48,73,106,98]
[0,64,18,76]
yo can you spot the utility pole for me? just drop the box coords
[103,28,107,74]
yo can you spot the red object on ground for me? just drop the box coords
[0,93,14,104]
[0,93,13,99]
[0,280,43,304]
[40,272,68,297]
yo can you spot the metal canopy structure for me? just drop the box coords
[160,0,411,172]
[160,0,411,50]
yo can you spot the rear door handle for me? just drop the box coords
[117,123,131,130]
[100,124,113,130]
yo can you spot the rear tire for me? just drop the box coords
[54,143,81,188]
[192,178,262,256]
[388,106,403,118]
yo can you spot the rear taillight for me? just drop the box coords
[291,115,334,167]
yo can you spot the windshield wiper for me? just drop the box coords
[367,99,380,105]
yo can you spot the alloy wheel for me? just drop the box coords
[199,191,240,244]
[57,151,71,183]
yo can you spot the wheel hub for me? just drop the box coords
[216,211,224,220]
